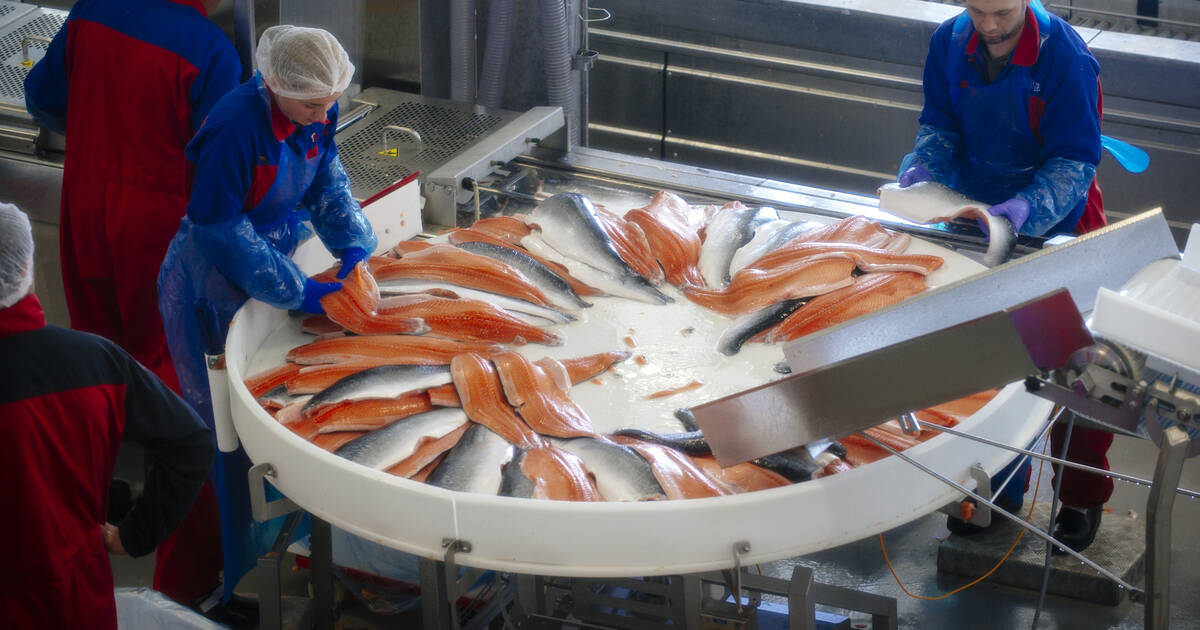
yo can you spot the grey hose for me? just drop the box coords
[539,0,579,145]
[477,0,516,109]
[450,0,477,103]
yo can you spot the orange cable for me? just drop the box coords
[878,434,1050,600]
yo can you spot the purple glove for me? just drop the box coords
[336,246,369,279]
[299,278,342,315]
[986,198,1031,233]
[898,164,933,188]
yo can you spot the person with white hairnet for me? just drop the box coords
[0,202,213,629]
[158,25,376,602]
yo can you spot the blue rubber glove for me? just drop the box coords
[336,246,369,279]
[299,278,343,315]
[898,164,933,188]
[987,198,1031,233]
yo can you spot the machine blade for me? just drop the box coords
[692,290,1091,466]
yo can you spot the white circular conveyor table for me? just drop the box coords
[224,213,1051,577]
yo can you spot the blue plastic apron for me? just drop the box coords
[159,80,323,601]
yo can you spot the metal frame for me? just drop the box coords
[506,563,897,630]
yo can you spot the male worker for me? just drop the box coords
[0,202,214,630]
[899,0,1110,551]
[24,0,240,605]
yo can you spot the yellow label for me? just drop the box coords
[378,148,398,157]
[20,60,34,68]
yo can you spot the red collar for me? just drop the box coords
[0,293,45,338]
[965,6,1041,67]
[168,0,210,18]
[264,84,296,141]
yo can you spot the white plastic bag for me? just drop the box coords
[115,587,229,630]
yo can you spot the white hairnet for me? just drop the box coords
[255,25,354,100]
[0,202,34,309]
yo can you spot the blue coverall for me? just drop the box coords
[158,72,376,598]
[901,3,1105,237]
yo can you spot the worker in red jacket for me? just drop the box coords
[0,202,214,630]
[23,0,240,605]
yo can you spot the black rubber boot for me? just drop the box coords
[1051,506,1103,554]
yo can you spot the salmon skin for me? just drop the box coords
[877,182,1016,267]
[491,351,597,438]
[376,277,573,325]
[697,205,780,289]
[691,456,791,492]
[613,437,732,499]
[427,424,514,494]
[335,408,469,470]
[450,353,546,449]
[380,295,563,346]
[728,219,823,276]
[524,193,672,304]
[716,298,807,355]
[594,206,666,286]
[764,272,928,343]
[317,263,430,336]
[371,247,559,308]
[624,190,705,287]
[544,351,630,385]
[499,446,602,501]
[553,437,666,501]
[301,364,451,416]
[385,423,471,479]
[453,240,591,311]
[745,241,944,276]
[288,393,435,440]
[448,227,603,297]
[612,428,711,455]
[286,335,502,365]
[470,215,532,244]
[681,256,858,315]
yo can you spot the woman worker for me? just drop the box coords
[158,25,377,599]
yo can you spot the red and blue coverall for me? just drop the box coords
[907,4,1111,507]
[23,0,240,605]
[0,293,213,629]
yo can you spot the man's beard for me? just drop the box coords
[981,21,1023,46]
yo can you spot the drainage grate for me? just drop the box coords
[338,100,504,195]
[0,11,66,107]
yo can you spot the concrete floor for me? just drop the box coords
[112,432,1200,629]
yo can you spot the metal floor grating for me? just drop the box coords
[338,99,505,195]
[0,9,66,108]
[925,0,1200,41]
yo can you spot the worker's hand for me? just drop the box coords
[986,198,1030,233]
[102,522,127,555]
[898,164,933,188]
[336,247,369,279]
[300,278,342,315]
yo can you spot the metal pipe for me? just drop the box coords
[450,0,477,103]
[914,418,1200,500]
[477,0,516,109]
[540,0,578,147]
[1146,426,1189,630]
[232,0,256,80]
[858,433,1142,593]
